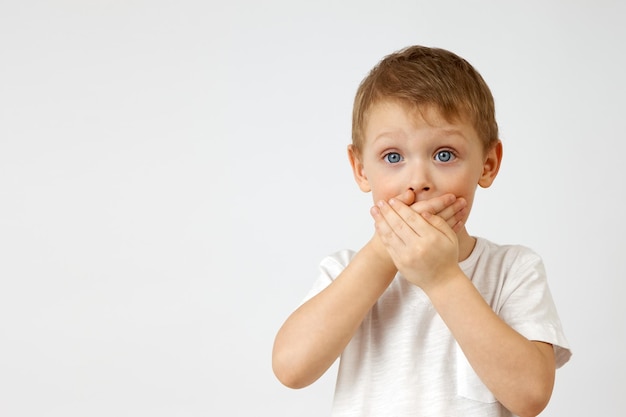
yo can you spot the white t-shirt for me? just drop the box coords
[304,237,571,417]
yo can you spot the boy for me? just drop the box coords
[272,45,571,417]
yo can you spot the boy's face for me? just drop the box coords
[349,100,501,227]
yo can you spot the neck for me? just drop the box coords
[456,227,477,262]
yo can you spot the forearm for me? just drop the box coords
[272,237,396,389]
[426,270,555,417]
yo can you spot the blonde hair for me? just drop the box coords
[352,46,499,154]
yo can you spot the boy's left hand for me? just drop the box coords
[370,197,461,291]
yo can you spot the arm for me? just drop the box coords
[428,271,555,417]
[272,192,467,389]
[372,199,555,417]
[272,234,396,389]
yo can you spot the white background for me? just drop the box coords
[1,1,624,416]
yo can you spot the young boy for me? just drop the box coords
[272,45,571,417]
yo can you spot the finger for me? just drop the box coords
[393,189,416,206]
[390,197,461,245]
[450,217,465,233]
[410,195,466,231]
[375,197,426,246]
[421,211,458,243]
[435,198,467,228]
[370,203,409,249]
[385,198,430,242]
[410,193,456,215]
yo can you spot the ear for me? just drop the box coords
[348,144,371,193]
[478,140,503,188]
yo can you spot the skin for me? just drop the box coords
[273,100,555,417]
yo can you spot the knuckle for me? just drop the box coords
[405,210,418,224]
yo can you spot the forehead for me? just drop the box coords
[363,99,476,142]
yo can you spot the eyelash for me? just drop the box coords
[383,152,403,164]
[434,149,457,162]
[382,149,457,164]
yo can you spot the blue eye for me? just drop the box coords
[384,152,403,164]
[435,150,454,162]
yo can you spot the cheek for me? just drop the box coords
[369,180,403,203]
[437,175,468,196]
[441,167,480,194]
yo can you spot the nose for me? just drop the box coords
[407,166,432,199]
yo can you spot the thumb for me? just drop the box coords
[421,211,457,243]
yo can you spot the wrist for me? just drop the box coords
[422,265,466,300]
[367,233,392,263]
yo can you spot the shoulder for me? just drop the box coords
[300,249,356,304]
[470,237,543,269]
[319,249,356,280]
[465,237,548,298]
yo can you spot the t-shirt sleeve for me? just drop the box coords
[299,249,355,306]
[498,250,572,368]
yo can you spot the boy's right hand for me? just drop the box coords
[393,190,467,232]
